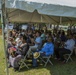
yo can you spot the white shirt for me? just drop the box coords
[15,38,19,42]
[9,55,21,67]
[64,39,75,51]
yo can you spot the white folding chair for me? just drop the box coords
[39,55,53,67]
[19,50,29,71]
[64,50,73,63]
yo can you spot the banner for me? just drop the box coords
[22,25,27,30]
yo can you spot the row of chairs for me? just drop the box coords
[18,48,75,71]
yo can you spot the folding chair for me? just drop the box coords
[18,47,30,71]
[64,50,73,63]
[39,55,53,67]
[27,44,42,57]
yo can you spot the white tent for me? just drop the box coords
[1,1,76,75]
[5,0,76,18]
[0,0,76,24]
[5,0,76,24]
[7,8,76,24]
[7,8,58,24]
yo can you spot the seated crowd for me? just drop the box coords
[6,28,76,71]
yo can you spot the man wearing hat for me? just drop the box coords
[32,37,54,67]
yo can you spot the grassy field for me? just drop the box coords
[0,35,76,75]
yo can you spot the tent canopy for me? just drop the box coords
[7,8,58,24]
[5,0,76,18]
[7,8,76,24]
[0,0,76,24]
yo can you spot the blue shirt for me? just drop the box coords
[40,42,54,56]
[35,37,42,47]
[64,39,75,51]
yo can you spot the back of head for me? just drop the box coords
[47,37,53,42]
[68,34,72,39]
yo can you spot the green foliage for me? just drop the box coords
[73,24,76,26]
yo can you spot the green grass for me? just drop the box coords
[0,35,76,75]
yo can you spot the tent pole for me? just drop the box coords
[41,15,42,23]
[1,0,9,75]
[57,24,59,30]
[60,17,62,25]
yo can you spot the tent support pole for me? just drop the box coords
[1,0,9,75]
[60,17,62,25]
[41,15,42,23]
[57,24,59,30]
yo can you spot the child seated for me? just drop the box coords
[8,48,21,71]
